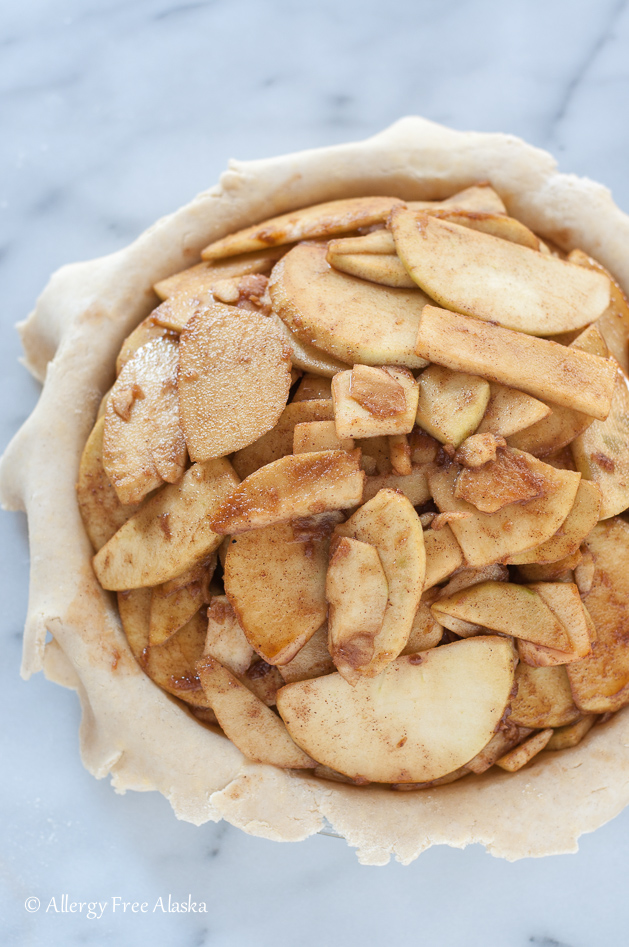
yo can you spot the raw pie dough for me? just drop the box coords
[3,116,629,866]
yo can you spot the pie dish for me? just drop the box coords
[3,116,629,865]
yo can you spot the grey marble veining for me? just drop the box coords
[3,0,629,945]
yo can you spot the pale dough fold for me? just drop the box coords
[3,116,629,865]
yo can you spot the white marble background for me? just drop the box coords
[3,0,629,944]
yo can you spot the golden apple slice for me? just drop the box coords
[362,467,431,506]
[509,665,581,728]
[153,248,286,300]
[103,337,187,505]
[388,435,412,475]
[326,536,389,683]
[327,250,416,288]
[569,248,629,375]
[454,447,551,513]
[508,480,602,565]
[415,306,617,421]
[233,399,333,480]
[77,417,141,551]
[546,715,597,751]
[454,433,503,468]
[571,360,629,519]
[224,513,339,665]
[115,316,174,374]
[203,596,254,676]
[391,209,610,334]
[241,659,285,707]
[415,366,490,447]
[149,580,206,647]
[276,637,515,783]
[269,243,429,368]
[465,727,533,775]
[477,383,551,438]
[408,183,507,215]
[334,489,425,677]
[178,302,291,461]
[293,373,333,402]
[428,459,581,567]
[201,196,403,260]
[432,581,571,650]
[149,289,220,333]
[427,209,541,249]
[566,518,629,712]
[495,729,553,772]
[400,597,443,654]
[423,525,464,590]
[293,420,354,454]
[332,367,419,439]
[268,311,350,378]
[196,656,315,768]
[278,624,335,684]
[93,458,239,589]
[212,450,363,535]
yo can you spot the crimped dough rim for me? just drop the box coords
[3,116,629,866]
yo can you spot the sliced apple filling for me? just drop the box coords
[78,183,629,787]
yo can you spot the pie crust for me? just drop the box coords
[3,116,629,865]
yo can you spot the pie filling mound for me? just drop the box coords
[78,184,629,789]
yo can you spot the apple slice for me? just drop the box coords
[204,596,254,676]
[415,366,490,447]
[569,248,629,375]
[391,208,610,334]
[566,518,629,712]
[477,384,551,438]
[454,447,551,513]
[416,306,617,421]
[103,337,187,504]
[212,450,363,535]
[77,417,141,551]
[509,665,581,728]
[409,183,507,215]
[149,579,206,647]
[400,597,443,654]
[201,196,403,260]
[196,656,315,768]
[115,316,174,374]
[465,727,533,775]
[454,433,503,468]
[427,208,541,249]
[326,536,389,682]
[327,250,416,288]
[224,513,340,664]
[495,729,553,772]
[233,399,334,480]
[93,458,239,589]
[153,248,286,300]
[332,367,419,439]
[293,420,354,454]
[267,311,350,378]
[276,637,515,783]
[334,489,425,678]
[278,624,335,684]
[293,374,333,402]
[178,302,291,461]
[546,715,597,751]
[508,480,601,565]
[423,525,464,590]
[428,458,581,567]
[571,360,629,519]
[362,467,431,507]
[269,243,429,368]
[432,581,571,650]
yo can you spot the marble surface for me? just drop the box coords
[3,0,629,944]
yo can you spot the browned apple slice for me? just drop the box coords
[178,302,291,461]
[232,399,334,480]
[423,525,464,590]
[569,248,629,375]
[495,729,553,772]
[212,450,363,535]
[293,420,354,454]
[332,367,419,439]
[334,489,425,678]
[326,536,389,683]
[388,434,412,475]
[196,655,315,768]
[201,196,403,260]
[432,581,571,650]
[546,715,597,751]
[508,480,602,565]
[391,209,610,334]
[465,727,533,774]
[509,665,581,728]
[204,596,254,675]
[454,433,503,468]
[428,459,581,567]
[477,384,551,438]
[276,637,515,783]
[93,458,239,589]
[149,289,218,333]
[454,447,551,513]
[103,337,187,505]
[415,366,490,447]
[269,243,429,368]
[293,373,333,402]
[566,518,629,712]
[153,248,286,300]
[77,417,141,551]
[571,360,629,519]
[415,306,617,421]
[278,624,335,684]
[224,513,340,665]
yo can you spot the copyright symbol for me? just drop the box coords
[25,897,40,913]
